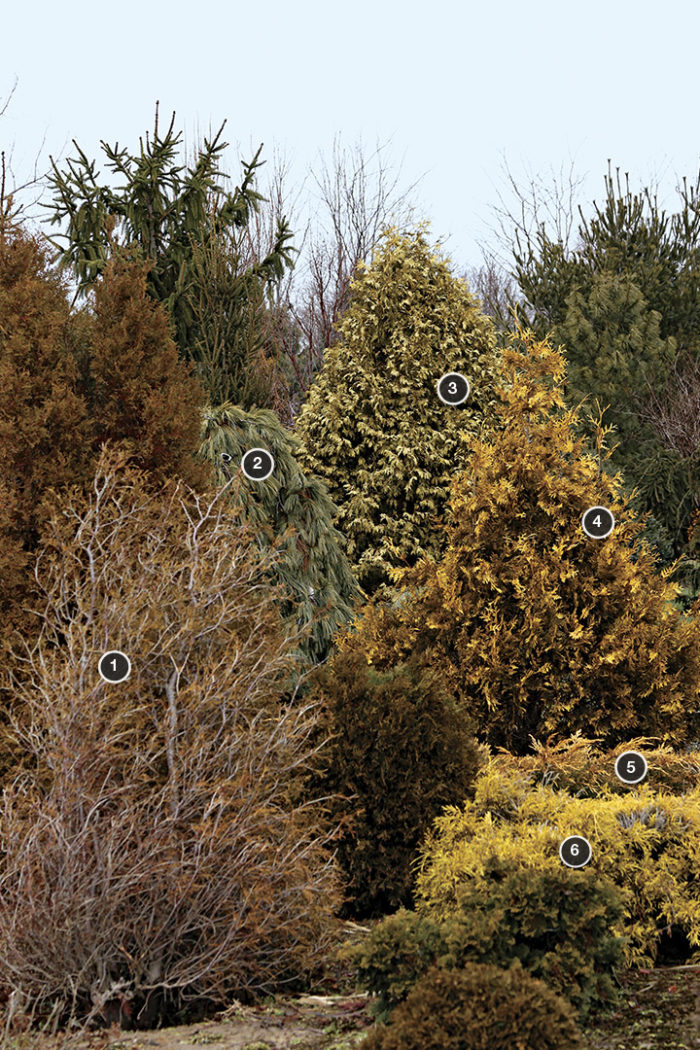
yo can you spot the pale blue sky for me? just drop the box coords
[3,0,700,276]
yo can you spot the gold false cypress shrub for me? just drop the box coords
[413,766,700,969]
[488,732,700,797]
[337,323,700,753]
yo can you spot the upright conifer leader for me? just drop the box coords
[294,224,503,596]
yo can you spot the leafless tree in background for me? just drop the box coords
[220,135,428,424]
[460,251,523,336]
[485,151,590,266]
[455,153,589,336]
[633,347,700,462]
[0,77,54,229]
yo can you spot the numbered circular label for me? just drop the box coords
[437,372,470,406]
[241,448,275,481]
[615,750,648,785]
[581,506,615,539]
[559,835,592,869]
[98,650,131,684]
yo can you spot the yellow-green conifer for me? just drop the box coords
[294,224,503,597]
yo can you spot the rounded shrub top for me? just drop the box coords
[358,961,584,1050]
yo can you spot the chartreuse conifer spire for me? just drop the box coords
[294,223,504,597]
[338,322,700,754]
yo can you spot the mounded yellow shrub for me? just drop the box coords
[413,764,700,968]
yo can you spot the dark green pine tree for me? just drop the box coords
[293,224,504,598]
[550,271,680,559]
[507,162,700,598]
[510,164,700,346]
[44,104,296,409]
[198,403,362,668]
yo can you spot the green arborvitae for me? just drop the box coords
[198,402,361,668]
[298,648,483,919]
[294,223,504,597]
[338,323,700,755]
[44,105,296,409]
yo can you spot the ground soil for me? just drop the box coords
[1,992,374,1050]
[4,963,700,1049]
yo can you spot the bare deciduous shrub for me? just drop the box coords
[0,442,345,1033]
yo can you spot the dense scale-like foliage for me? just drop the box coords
[0,228,93,641]
[338,323,700,753]
[198,401,361,667]
[83,250,214,492]
[342,862,624,1021]
[0,444,344,1030]
[413,764,700,968]
[294,224,504,596]
[357,961,584,1050]
[298,647,484,918]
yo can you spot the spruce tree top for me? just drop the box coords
[294,223,504,596]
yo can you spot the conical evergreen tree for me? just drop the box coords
[45,106,296,410]
[554,272,676,448]
[338,324,700,754]
[294,223,504,597]
[0,227,93,641]
[551,271,681,560]
[85,250,214,492]
[198,402,361,667]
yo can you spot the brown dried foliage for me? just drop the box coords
[0,443,344,1034]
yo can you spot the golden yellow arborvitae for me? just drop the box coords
[338,323,700,753]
